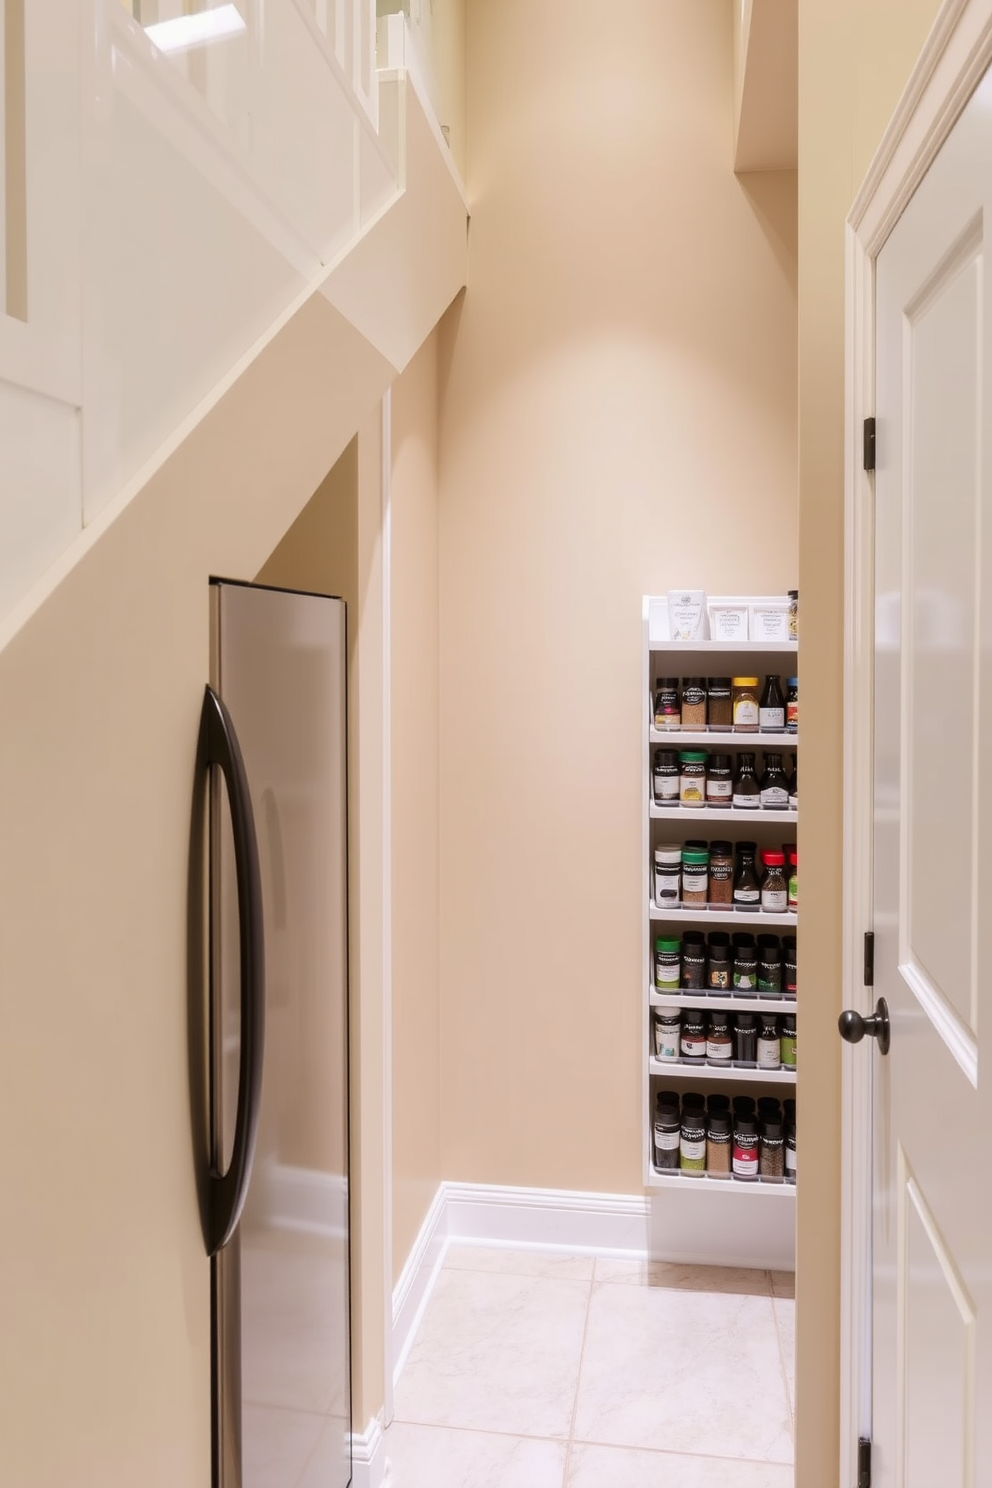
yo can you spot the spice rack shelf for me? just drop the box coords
[649,902,796,927]
[650,990,795,1014]
[649,728,800,748]
[642,597,799,1256]
[650,803,798,824]
[648,1057,796,1084]
[646,1171,797,1195]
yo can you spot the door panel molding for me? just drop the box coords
[842,3,992,1485]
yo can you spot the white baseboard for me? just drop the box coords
[350,1413,390,1488]
[390,1179,795,1389]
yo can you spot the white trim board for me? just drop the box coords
[350,1413,390,1488]
[840,2,992,1485]
[390,1180,795,1390]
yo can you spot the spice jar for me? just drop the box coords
[653,844,682,907]
[759,753,790,810]
[757,1014,781,1069]
[652,749,680,805]
[760,850,788,913]
[682,847,709,906]
[759,675,785,732]
[783,935,797,1000]
[706,677,733,731]
[788,755,798,809]
[788,590,799,640]
[707,932,732,991]
[784,844,798,910]
[732,1115,759,1181]
[654,677,680,730]
[785,1118,797,1185]
[680,1106,707,1177]
[780,1014,797,1068]
[680,1011,707,1064]
[732,933,758,995]
[732,677,760,732]
[653,1097,681,1171]
[733,1012,757,1067]
[733,752,761,810]
[704,754,733,809]
[679,750,708,807]
[733,842,761,912]
[733,1095,756,1121]
[654,936,681,992]
[653,1010,681,1062]
[706,1011,733,1067]
[757,935,783,995]
[680,931,708,990]
[758,1096,783,1123]
[680,677,707,729]
[708,841,734,907]
[759,1116,786,1183]
[706,1112,732,1178]
[786,677,799,733]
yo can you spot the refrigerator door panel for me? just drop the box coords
[212,580,351,1488]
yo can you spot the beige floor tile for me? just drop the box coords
[770,1270,796,1299]
[573,1282,793,1463]
[773,1296,796,1414]
[445,1244,596,1281]
[567,1442,794,1487]
[385,1423,567,1488]
[593,1259,773,1296]
[394,1268,590,1439]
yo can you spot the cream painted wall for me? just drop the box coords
[389,332,443,1284]
[0,294,393,1484]
[437,0,798,1193]
[796,1,941,1483]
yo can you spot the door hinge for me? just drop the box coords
[858,1436,872,1487]
[864,931,875,987]
[863,416,876,473]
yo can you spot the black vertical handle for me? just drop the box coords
[194,685,266,1257]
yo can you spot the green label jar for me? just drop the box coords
[780,1015,797,1068]
[679,751,708,807]
[654,936,681,992]
[680,1110,707,1176]
[682,847,709,905]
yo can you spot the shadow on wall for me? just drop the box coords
[735,170,799,299]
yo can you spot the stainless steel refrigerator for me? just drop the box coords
[189,578,352,1488]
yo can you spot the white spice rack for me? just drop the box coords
[641,597,799,1264]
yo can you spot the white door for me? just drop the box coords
[870,65,992,1487]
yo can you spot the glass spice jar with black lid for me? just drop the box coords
[708,841,734,907]
[680,678,707,729]
[653,1095,681,1171]
[706,1111,733,1178]
[654,678,680,730]
[707,932,732,991]
[732,1011,757,1067]
[732,932,758,995]
[654,843,682,906]
[652,749,680,805]
[705,1011,733,1067]
[783,935,798,1000]
[680,1011,708,1065]
[759,1115,786,1183]
[707,677,733,732]
[705,755,733,809]
[757,934,783,995]
[679,1105,707,1176]
[680,932,708,991]
[732,1114,760,1182]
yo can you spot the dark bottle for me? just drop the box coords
[652,749,680,805]
[732,932,758,995]
[759,675,785,732]
[759,1116,786,1183]
[783,935,798,1000]
[788,754,798,809]
[732,1115,760,1182]
[653,1097,681,1171]
[757,1014,781,1070]
[757,935,783,995]
[732,752,761,810]
[680,1011,708,1064]
[759,753,790,810]
[733,842,761,912]
[680,931,708,991]
[733,1011,757,1066]
[705,755,733,809]
[705,1011,733,1067]
[786,677,799,733]
[707,932,732,992]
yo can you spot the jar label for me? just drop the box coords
[785,1146,797,1173]
[734,888,760,904]
[734,971,756,988]
[733,792,760,808]
[681,784,706,805]
[762,890,789,911]
[654,775,680,800]
[680,1138,706,1162]
[760,786,790,807]
[655,1028,680,1059]
[706,781,733,801]
[759,708,785,729]
[709,967,731,988]
[654,1128,680,1151]
[734,699,759,726]
[781,1038,797,1066]
[787,700,799,727]
[756,1040,781,1068]
[706,1039,732,1060]
[681,1036,707,1058]
[682,686,705,707]
[733,1142,759,1176]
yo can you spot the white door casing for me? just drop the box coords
[843,3,992,1485]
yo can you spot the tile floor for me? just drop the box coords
[385,1247,795,1488]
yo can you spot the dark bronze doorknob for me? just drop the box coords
[838,997,890,1056]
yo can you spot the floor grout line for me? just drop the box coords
[560,1269,596,1487]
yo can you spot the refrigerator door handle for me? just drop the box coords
[193,683,266,1257]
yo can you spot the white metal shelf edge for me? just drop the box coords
[646,1172,797,1195]
[648,1058,797,1084]
[649,804,798,823]
[649,990,797,1013]
[648,902,797,927]
[648,641,798,654]
[649,728,800,747]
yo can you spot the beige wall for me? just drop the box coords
[437,0,798,1193]
[796,1,941,1483]
[389,332,443,1283]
